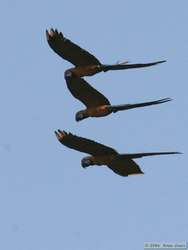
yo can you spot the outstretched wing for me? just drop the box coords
[46,29,101,66]
[55,130,117,156]
[108,158,144,177]
[65,76,110,108]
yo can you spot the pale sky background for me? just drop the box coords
[0,1,187,250]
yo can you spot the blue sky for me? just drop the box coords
[0,1,187,249]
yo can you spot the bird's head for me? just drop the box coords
[75,111,88,122]
[81,156,93,168]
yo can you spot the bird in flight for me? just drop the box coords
[64,74,172,121]
[46,28,166,77]
[55,130,180,177]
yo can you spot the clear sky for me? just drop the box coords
[0,1,187,250]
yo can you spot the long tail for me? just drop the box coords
[119,152,182,159]
[108,98,172,113]
[101,60,166,72]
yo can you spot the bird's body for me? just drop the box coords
[66,65,101,77]
[64,74,171,121]
[55,130,180,177]
[83,155,116,166]
[81,105,110,118]
[46,28,166,77]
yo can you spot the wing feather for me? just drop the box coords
[55,130,117,156]
[108,158,143,177]
[46,29,101,66]
[65,76,110,108]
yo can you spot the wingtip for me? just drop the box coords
[47,28,56,37]
[54,130,60,140]
[46,28,55,39]
[58,129,63,133]
[46,29,50,39]
[55,129,68,140]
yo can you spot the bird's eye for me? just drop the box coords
[85,159,90,165]
[78,113,83,118]
[76,112,84,121]
[81,158,91,168]
[64,70,72,78]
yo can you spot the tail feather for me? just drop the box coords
[102,60,166,72]
[109,98,172,113]
[119,152,182,159]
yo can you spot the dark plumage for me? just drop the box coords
[55,130,181,177]
[46,28,166,77]
[64,74,172,121]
